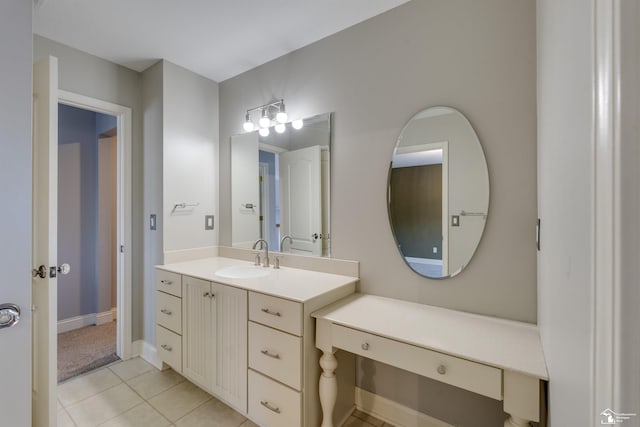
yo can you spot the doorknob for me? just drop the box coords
[32,265,47,279]
[0,304,20,329]
[49,263,71,278]
[311,233,322,242]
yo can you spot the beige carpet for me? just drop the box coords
[58,321,120,383]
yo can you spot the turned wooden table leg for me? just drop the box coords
[504,415,531,427]
[319,351,338,427]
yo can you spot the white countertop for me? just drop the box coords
[157,257,358,303]
[312,294,548,380]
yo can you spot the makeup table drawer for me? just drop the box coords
[156,291,182,334]
[156,269,182,297]
[249,292,302,336]
[332,324,503,400]
[249,321,302,390]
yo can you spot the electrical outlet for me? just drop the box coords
[433,246,438,254]
[205,215,214,230]
[452,215,460,227]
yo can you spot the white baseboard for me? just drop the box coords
[58,310,114,333]
[132,339,163,370]
[355,387,453,427]
[96,310,113,325]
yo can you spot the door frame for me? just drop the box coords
[58,90,132,359]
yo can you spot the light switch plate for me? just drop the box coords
[205,215,214,230]
[150,214,157,231]
[451,215,460,227]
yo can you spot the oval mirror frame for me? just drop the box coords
[387,106,489,279]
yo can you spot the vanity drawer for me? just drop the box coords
[332,324,502,400]
[249,321,302,390]
[156,269,182,297]
[248,369,301,427]
[156,291,182,334]
[249,292,302,336]
[156,325,182,373]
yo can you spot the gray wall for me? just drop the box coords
[142,60,219,346]
[219,1,536,424]
[34,35,145,340]
[141,61,164,346]
[0,0,33,423]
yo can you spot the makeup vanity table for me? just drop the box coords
[313,294,548,427]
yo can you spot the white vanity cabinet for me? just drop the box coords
[155,257,358,427]
[182,275,248,412]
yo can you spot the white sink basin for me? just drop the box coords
[215,265,270,279]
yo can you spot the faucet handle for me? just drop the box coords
[253,252,261,266]
[273,255,283,269]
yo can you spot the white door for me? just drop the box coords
[279,145,322,256]
[32,56,59,427]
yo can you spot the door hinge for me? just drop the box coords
[536,218,541,251]
[120,245,125,253]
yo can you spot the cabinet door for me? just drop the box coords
[211,282,248,412]
[182,276,214,391]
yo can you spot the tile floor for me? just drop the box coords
[57,357,391,427]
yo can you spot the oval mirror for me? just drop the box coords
[388,106,489,279]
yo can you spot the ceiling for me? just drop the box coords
[33,0,410,83]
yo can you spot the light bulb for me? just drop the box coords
[259,108,271,128]
[275,123,286,134]
[276,111,288,123]
[243,112,254,132]
[259,127,270,137]
[276,102,287,123]
[292,119,304,130]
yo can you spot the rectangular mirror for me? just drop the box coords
[231,112,332,257]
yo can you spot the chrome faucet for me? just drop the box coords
[252,239,269,267]
[280,235,293,252]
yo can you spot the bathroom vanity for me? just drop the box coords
[313,294,549,427]
[154,256,357,426]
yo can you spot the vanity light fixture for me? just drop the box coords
[275,123,286,134]
[242,99,290,133]
[259,127,270,137]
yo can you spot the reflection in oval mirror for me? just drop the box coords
[388,107,489,279]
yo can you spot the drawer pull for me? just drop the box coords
[361,342,369,350]
[203,292,210,298]
[160,344,172,352]
[437,365,447,375]
[160,308,172,315]
[261,308,282,317]
[260,349,281,359]
[160,280,173,285]
[260,400,281,414]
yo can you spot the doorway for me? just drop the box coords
[56,104,120,382]
[57,90,133,377]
